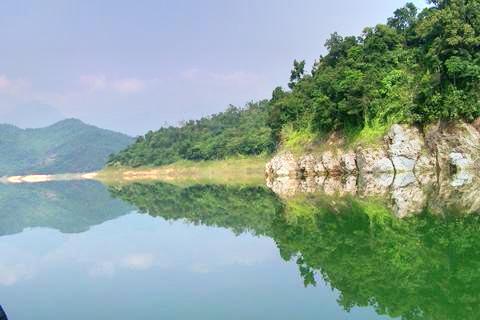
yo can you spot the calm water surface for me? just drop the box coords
[0,179,478,319]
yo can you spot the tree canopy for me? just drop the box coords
[268,0,480,141]
[108,101,274,167]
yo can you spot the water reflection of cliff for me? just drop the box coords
[267,172,480,218]
[0,180,132,236]
[110,181,480,320]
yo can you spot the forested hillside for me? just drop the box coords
[269,0,480,144]
[109,0,480,167]
[108,101,274,167]
[0,119,133,175]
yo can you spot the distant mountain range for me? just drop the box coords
[0,118,133,176]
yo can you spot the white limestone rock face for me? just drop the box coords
[393,172,417,189]
[340,151,357,173]
[315,175,327,187]
[322,150,342,175]
[386,124,424,172]
[449,152,474,172]
[314,161,327,176]
[342,175,358,195]
[450,170,474,188]
[266,176,300,198]
[415,153,437,173]
[300,176,320,193]
[356,147,394,174]
[416,171,437,187]
[265,152,299,177]
[323,176,342,196]
[357,173,394,197]
[298,154,318,177]
[425,121,480,172]
[391,181,427,218]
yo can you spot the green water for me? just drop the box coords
[0,179,478,319]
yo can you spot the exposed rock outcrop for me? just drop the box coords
[266,175,300,197]
[314,161,327,175]
[415,153,437,174]
[391,179,427,218]
[340,151,357,174]
[298,154,318,177]
[265,152,299,177]
[322,150,342,175]
[386,124,424,172]
[265,122,480,198]
[357,173,394,197]
[356,147,394,174]
[425,121,480,172]
[449,152,474,172]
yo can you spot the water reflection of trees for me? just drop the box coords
[110,182,480,320]
[108,183,282,236]
[273,200,480,320]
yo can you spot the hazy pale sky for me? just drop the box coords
[0,0,426,135]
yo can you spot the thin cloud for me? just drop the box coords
[80,74,145,94]
[79,74,108,91]
[180,68,264,86]
[0,74,29,95]
[122,253,155,270]
[88,261,116,278]
[0,75,12,90]
[112,78,145,94]
[0,263,33,286]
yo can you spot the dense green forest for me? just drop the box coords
[108,101,274,167]
[109,0,480,167]
[269,0,480,142]
[0,119,133,175]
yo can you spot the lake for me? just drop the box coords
[0,177,478,319]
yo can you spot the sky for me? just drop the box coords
[0,0,427,136]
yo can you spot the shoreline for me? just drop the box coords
[0,172,98,184]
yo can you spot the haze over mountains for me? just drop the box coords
[0,102,65,129]
[0,119,133,176]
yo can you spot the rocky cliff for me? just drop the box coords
[266,121,480,179]
[265,121,480,218]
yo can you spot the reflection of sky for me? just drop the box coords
[0,212,391,319]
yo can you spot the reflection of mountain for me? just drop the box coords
[111,181,480,320]
[0,180,132,236]
[0,119,133,175]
